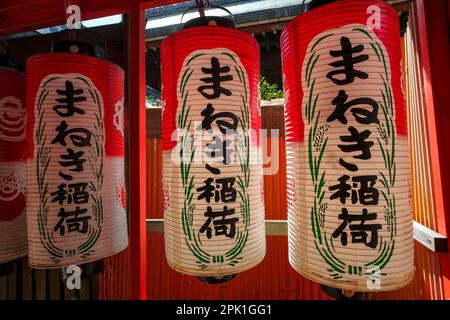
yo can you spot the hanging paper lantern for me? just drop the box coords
[0,66,27,264]
[26,51,128,268]
[281,0,413,291]
[161,23,266,277]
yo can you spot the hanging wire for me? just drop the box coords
[301,0,307,13]
[0,39,8,56]
[195,0,207,17]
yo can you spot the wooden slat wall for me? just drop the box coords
[370,7,445,300]
[99,248,131,300]
[0,258,98,300]
[404,8,437,231]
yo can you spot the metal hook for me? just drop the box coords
[50,29,108,58]
[301,0,307,13]
[195,0,206,17]
[0,39,9,55]
[180,4,237,29]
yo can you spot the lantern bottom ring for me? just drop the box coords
[0,259,15,277]
[197,273,237,284]
[320,284,368,300]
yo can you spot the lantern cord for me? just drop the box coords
[0,39,8,56]
[195,0,211,17]
[301,0,307,12]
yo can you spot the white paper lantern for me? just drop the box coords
[161,26,266,277]
[26,53,128,268]
[0,67,27,264]
[281,0,414,291]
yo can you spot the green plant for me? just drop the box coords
[259,76,284,101]
[146,95,162,108]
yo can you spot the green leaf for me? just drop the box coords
[311,33,334,52]
[186,53,205,66]
[308,129,314,181]
[352,27,373,40]
[377,42,388,81]
[317,171,326,198]
[307,54,320,87]
[315,137,327,182]
[324,233,345,267]
[314,241,344,273]
[307,79,316,123]
[259,76,283,101]
[370,42,381,61]
[305,52,316,83]
[181,69,194,97]
[378,138,388,169]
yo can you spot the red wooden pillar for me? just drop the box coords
[415,0,450,299]
[128,1,147,300]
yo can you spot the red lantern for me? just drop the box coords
[281,0,413,291]
[26,51,128,268]
[0,66,27,264]
[161,22,266,277]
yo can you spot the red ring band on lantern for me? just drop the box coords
[161,26,261,151]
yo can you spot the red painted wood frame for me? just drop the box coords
[128,3,147,300]
[1,0,449,300]
[413,0,450,298]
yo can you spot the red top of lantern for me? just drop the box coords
[0,67,26,162]
[26,53,125,159]
[160,26,261,151]
[281,0,406,143]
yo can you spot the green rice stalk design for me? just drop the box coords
[178,52,250,269]
[305,29,397,280]
[36,77,104,263]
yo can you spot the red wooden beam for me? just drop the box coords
[0,0,186,35]
[0,0,66,35]
[414,0,450,299]
[0,0,121,35]
[414,0,450,240]
[128,2,148,300]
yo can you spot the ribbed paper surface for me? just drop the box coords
[26,53,128,268]
[161,27,266,276]
[281,0,413,291]
[0,67,27,264]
